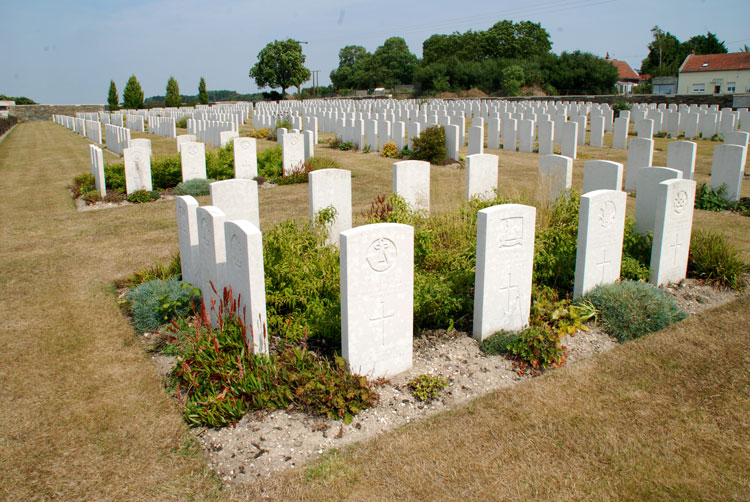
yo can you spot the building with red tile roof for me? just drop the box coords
[678,52,750,95]
[605,54,641,94]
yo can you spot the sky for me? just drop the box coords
[1,0,749,104]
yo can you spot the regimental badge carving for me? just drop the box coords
[133,151,142,167]
[497,217,523,248]
[599,200,617,228]
[289,135,299,146]
[367,237,397,272]
[187,144,198,156]
[673,190,689,214]
[240,139,250,151]
[230,233,243,270]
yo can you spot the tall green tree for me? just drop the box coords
[329,45,370,89]
[165,76,181,107]
[198,77,209,104]
[249,39,310,98]
[547,51,618,95]
[683,32,727,55]
[107,80,119,111]
[365,37,418,88]
[122,75,144,109]
[641,26,728,76]
[484,20,552,59]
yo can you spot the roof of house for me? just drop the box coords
[680,52,750,73]
[607,59,640,81]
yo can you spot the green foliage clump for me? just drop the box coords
[410,126,447,164]
[69,172,96,198]
[612,98,631,116]
[104,163,126,193]
[175,117,188,129]
[480,326,565,370]
[250,127,270,139]
[127,190,160,203]
[695,183,730,212]
[123,74,144,109]
[338,141,354,151]
[107,81,119,111]
[127,278,198,333]
[263,220,341,344]
[165,76,181,107]
[533,190,580,292]
[381,141,399,158]
[170,291,376,427]
[584,281,686,342]
[688,229,748,290]
[257,145,283,179]
[206,142,235,180]
[198,76,209,105]
[174,178,214,197]
[408,374,448,402]
[621,218,652,281]
[151,155,182,189]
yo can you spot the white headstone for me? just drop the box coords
[710,144,745,201]
[612,116,629,149]
[635,119,654,139]
[472,204,536,340]
[89,144,106,197]
[282,132,305,175]
[624,138,654,191]
[573,190,627,298]
[233,137,258,179]
[650,179,697,286]
[393,160,430,212]
[445,124,460,161]
[340,223,414,378]
[224,220,268,354]
[209,179,260,228]
[180,142,207,182]
[303,130,315,161]
[502,118,518,152]
[176,134,197,152]
[582,160,623,193]
[634,167,683,235]
[538,154,573,202]
[197,206,227,326]
[468,126,484,155]
[724,131,749,170]
[176,195,200,286]
[487,118,501,150]
[666,141,697,180]
[590,115,605,147]
[537,120,554,155]
[560,121,578,159]
[466,154,498,201]
[309,168,352,246]
[123,147,152,194]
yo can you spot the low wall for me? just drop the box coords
[9,104,105,122]
[500,94,735,108]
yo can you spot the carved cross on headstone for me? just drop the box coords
[369,300,394,345]
[498,272,520,321]
[597,248,611,283]
[670,232,681,266]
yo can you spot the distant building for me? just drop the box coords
[677,52,750,95]
[0,100,13,119]
[605,54,640,95]
[652,76,678,95]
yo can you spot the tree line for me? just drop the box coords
[107,76,209,110]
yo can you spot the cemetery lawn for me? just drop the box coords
[1,121,748,501]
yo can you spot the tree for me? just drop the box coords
[249,39,310,98]
[198,77,209,104]
[165,76,181,107]
[641,27,729,76]
[366,37,418,88]
[546,51,618,95]
[330,45,370,89]
[122,75,144,109]
[484,20,552,59]
[683,32,727,55]
[107,80,119,111]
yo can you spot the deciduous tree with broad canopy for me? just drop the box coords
[249,39,311,98]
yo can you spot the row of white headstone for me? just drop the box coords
[187,119,238,147]
[174,157,697,378]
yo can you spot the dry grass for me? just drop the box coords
[1,120,748,501]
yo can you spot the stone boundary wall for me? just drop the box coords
[9,104,105,122]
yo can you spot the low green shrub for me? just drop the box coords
[104,163,126,193]
[150,155,182,189]
[480,326,565,370]
[533,190,580,292]
[127,278,199,333]
[338,141,354,151]
[170,290,376,427]
[206,142,234,180]
[307,157,342,171]
[175,117,188,129]
[584,281,686,342]
[257,145,283,179]
[621,217,652,281]
[249,127,270,139]
[174,178,214,197]
[695,183,730,212]
[408,374,448,402]
[263,219,341,344]
[410,125,447,164]
[81,191,101,205]
[69,173,96,198]
[127,190,160,203]
[688,229,748,290]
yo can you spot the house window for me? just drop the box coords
[727,82,736,93]
[693,83,705,93]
